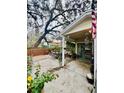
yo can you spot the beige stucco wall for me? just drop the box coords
[65,17,92,35]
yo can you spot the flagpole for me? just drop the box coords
[91,0,97,90]
[94,37,97,88]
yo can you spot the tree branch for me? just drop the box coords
[44,37,49,44]
[49,23,65,31]
[44,11,53,32]
[54,0,59,8]
[51,8,77,21]
[49,32,56,37]
[48,30,60,33]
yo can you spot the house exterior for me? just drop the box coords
[61,10,93,66]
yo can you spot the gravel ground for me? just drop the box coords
[32,55,93,93]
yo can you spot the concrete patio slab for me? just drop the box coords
[32,55,93,93]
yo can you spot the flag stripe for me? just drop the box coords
[91,0,97,39]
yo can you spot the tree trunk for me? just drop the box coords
[33,40,41,48]
[33,34,45,48]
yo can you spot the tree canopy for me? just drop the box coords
[27,0,91,47]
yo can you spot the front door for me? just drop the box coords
[77,43,92,61]
[77,43,85,59]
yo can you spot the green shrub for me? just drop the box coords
[31,72,56,93]
[27,64,57,93]
[27,56,32,75]
[27,56,32,62]
[27,72,56,93]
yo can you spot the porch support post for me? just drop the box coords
[75,42,78,54]
[62,36,65,66]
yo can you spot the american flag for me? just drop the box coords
[91,0,97,39]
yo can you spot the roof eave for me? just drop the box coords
[61,10,92,35]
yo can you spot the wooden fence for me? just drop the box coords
[27,48,50,56]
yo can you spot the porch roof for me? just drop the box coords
[61,10,92,42]
[65,28,92,42]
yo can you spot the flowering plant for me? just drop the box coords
[27,72,56,93]
[27,58,57,93]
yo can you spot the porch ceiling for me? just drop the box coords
[65,28,92,42]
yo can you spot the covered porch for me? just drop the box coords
[61,10,93,66]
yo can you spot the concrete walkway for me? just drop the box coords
[32,55,93,93]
